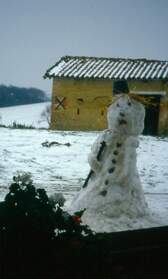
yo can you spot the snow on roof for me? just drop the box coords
[44,55,168,80]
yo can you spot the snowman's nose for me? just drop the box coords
[119,112,125,117]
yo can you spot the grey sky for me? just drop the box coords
[0,0,168,93]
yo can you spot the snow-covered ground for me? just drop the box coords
[0,103,168,224]
[0,102,51,128]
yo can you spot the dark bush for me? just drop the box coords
[0,174,93,278]
[0,174,91,238]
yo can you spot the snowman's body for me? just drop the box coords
[68,95,163,232]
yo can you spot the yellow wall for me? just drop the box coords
[51,77,168,134]
[51,78,112,130]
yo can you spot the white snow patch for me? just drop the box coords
[0,102,51,128]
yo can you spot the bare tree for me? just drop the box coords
[39,104,51,126]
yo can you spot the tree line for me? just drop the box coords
[0,85,49,107]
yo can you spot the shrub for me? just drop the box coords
[39,103,51,126]
[10,121,35,129]
[0,173,92,238]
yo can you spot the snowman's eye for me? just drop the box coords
[116,142,122,148]
[116,103,120,107]
[128,102,132,106]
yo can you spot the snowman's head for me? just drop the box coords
[107,96,145,136]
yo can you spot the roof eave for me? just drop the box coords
[43,74,168,81]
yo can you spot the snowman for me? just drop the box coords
[68,80,163,232]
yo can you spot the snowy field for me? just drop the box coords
[0,103,168,223]
[0,101,51,128]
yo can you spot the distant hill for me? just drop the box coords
[0,85,50,107]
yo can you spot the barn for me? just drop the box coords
[44,55,168,135]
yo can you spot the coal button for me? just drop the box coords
[104,179,109,185]
[108,167,115,173]
[100,190,107,196]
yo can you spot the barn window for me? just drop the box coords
[101,110,104,116]
[77,108,80,115]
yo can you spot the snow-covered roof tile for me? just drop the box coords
[102,61,117,78]
[108,61,124,79]
[44,55,168,80]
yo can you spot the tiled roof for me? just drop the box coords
[44,55,168,80]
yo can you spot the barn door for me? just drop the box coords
[142,95,160,136]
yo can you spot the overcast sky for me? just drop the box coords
[0,0,168,94]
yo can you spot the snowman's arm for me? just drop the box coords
[83,136,106,188]
[88,133,106,172]
[88,143,102,172]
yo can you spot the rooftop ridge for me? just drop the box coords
[61,55,168,64]
[44,55,168,80]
